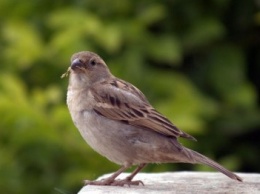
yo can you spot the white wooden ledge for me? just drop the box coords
[78,172,259,194]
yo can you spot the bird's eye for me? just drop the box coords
[90,60,96,66]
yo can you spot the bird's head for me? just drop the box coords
[64,51,112,88]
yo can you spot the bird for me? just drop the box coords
[63,51,242,186]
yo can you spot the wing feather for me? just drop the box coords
[91,78,196,141]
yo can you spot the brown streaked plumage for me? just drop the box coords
[65,51,242,186]
[91,78,196,141]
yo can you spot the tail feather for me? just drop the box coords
[185,148,242,182]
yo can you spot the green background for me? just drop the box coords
[0,0,259,193]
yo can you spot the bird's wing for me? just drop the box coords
[90,78,196,141]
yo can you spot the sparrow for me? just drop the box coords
[63,51,242,186]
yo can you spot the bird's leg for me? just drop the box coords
[84,165,130,186]
[110,163,147,186]
[126,163,147,181]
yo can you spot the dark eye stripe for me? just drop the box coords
[90,60,96,66]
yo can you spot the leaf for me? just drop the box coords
[146,35,182,64]
[183,18,225,48]
[2,21,44,69]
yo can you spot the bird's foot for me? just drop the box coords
[84,178,114,186]
[84,178,144,187]
[110,178,144,187]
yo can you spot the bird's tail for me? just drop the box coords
[184,147,242,182]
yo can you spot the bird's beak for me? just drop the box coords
[61,58,84,78]
[71,58,84,70]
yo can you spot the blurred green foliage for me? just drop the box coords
[0,0,259,193]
